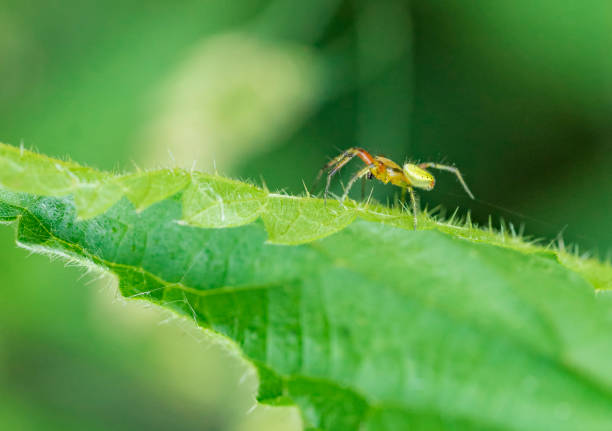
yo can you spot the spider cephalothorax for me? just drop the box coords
[317,147,474,229]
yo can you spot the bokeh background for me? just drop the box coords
[1,1,611,429]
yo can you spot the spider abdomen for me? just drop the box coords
[403,163,435,190]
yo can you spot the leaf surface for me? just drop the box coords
[1,143,612,431]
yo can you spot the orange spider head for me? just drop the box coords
[403,163,435,191]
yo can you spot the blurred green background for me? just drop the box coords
[0,1,610,429]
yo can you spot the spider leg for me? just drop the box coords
[407,186,418,230]
[342,166,371,202]
[361,175,366,200]
[325,157,353,204]
[418,163,475,199]
[315,151,352,187]
[316,148,376,204]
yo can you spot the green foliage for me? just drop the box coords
[1,143,612,431]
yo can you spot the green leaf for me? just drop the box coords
[181,172,268,228]
[1,142,612,431]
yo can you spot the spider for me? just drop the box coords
[316,147,475,229]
